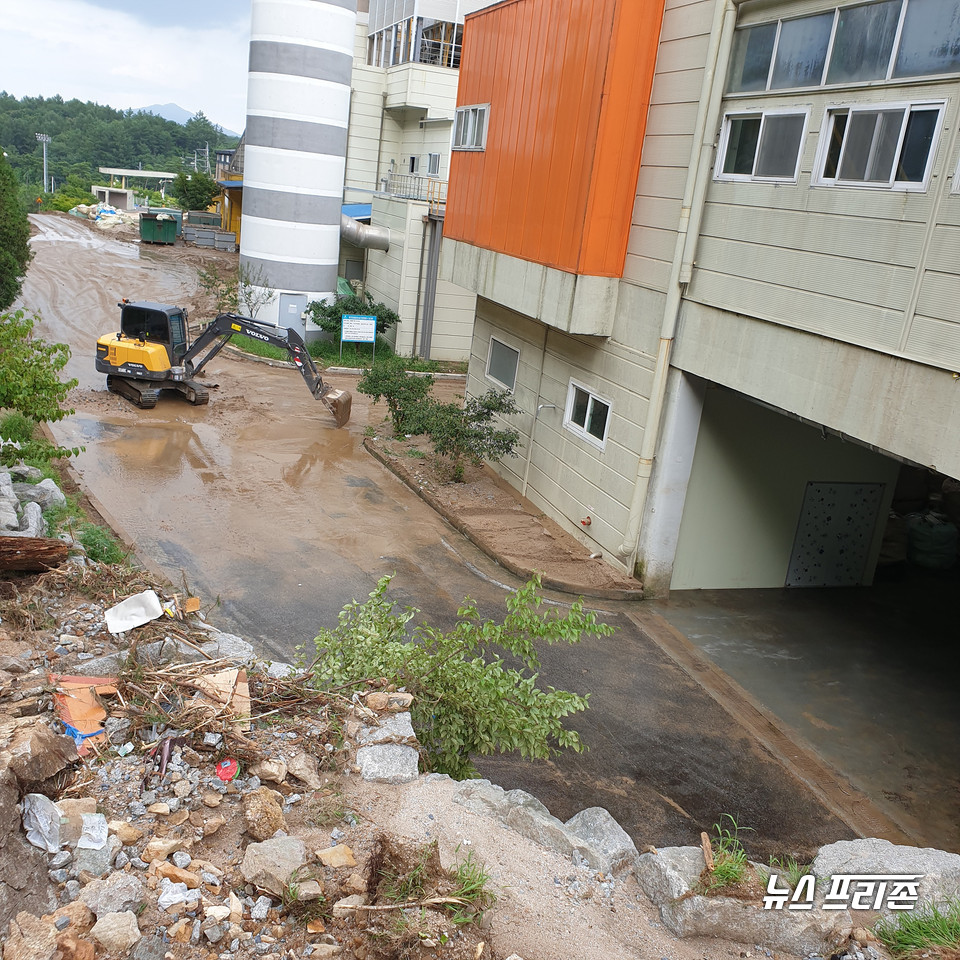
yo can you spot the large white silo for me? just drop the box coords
[240,0,358,334]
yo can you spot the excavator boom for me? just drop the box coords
[184,314,351,428]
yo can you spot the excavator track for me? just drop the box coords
[172,380,210,405]
[107,376,160,409]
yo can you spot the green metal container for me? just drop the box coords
[139,213,177,245]
[187,210,221,227]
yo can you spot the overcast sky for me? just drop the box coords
[0,0,251,133]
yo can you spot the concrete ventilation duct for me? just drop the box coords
[341,214,390,251]
[240,0,358,331]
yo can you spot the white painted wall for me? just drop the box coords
[671,388,900,590]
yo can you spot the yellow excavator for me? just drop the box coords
[95,301,351,427]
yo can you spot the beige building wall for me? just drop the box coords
[366,197,476,360]
[672,389,899,589]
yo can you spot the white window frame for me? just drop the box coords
[453,104,489,151]
[427,152,441,176]
[812,99,944,191]
[485,337,520,392]
[715,108,809,182]
[409,155,420,174]
[563,381,611,450]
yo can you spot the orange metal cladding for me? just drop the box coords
[445,0,665,278]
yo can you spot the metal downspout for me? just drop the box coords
[412,216,429,358]
[419,216,443,357]
[616,0,738,564]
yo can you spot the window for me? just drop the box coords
[815,101,942,188]
[453,105,488,150]
[826,0,902,84]
[408,155,420,174]
[564,382,611,448]
[769,13,834,89]
[894,0,960,77]
[486,338,519,391]
[727,0,960,94]
[717,110,807,181]
[427,153,441,176]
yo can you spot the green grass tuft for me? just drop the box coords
[706,814,752,891]
[875,899,960,958]
[447,848,496,925]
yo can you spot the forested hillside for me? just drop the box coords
[0,93,239,192]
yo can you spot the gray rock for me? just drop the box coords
[812,838,960,914]
[63,880,81,901]
[251,895,273,920]
[356,744,419,783]
[14,478,67,509]
[357,711,416,746]
[0,499,19,531]
[332,894,366,918]
[564,807,639,876]
[157,878,199,911]
[91,910,142,952]
[266,661,295,679]
[241,837,306,898]
[636,847,706,904]
[50,850,72,869]
[200,632,254,663]
[172,850,193,870]
[661,893,851,957]
[453,779,510,818]
[79,871,146,916]
[205,923,226,943]
[8,464,43,482]
[4,500,45,537]
[48,869,69,883]
[130,936,168,960]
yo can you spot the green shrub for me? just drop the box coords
[308,574,612,779]
[357,356,435,434]
[0,310,80,465]
[307,290,399,338]
[424,389,521,481]
[0,411,37,445]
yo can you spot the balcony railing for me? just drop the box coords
[386,174,447,214]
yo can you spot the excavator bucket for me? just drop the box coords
[322,389,352,428]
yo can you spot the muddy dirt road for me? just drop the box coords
[16,214,856,858]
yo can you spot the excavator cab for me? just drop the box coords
[118,302,189,362]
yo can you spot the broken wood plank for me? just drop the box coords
[700,831,715,872]
[0,536,68,572]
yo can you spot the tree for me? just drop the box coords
[308,574,613,779]
[170,170,218,211]
[0,310,80,465]
[0,153,31,309]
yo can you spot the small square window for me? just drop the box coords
[486,337,519,391]
[453,104,489,150]
[717,111,807,181]
[427,153,441,176]
[564,382,611,448]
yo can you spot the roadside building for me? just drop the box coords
[442,0,960,593]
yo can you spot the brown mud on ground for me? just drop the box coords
[362,408,643,600]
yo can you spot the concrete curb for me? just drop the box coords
[364,437,643,601]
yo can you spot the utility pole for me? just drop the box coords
[35,133,50,192]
